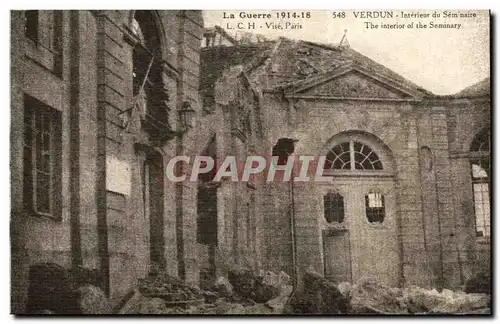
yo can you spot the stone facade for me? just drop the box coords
[10,10,205,313]
[201,32,491,292]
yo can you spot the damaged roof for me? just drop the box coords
[200,42,274,108]
[200,30,437,106]
[453,77,490,98]
[253,38,433,96]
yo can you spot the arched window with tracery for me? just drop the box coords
[470,128,491,237]
[325,140,383,170]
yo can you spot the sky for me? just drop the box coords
[203,10,490,95]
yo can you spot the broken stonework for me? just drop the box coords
[253,275,280,303]
[138,272,203,302]
[340,280,490,315]
[138,297,168,314]
[227,266,256,299]
[406,286,445,313]
[213,276,233,297]
[265,284,293,313]
[262,271,279,287]
[349,279,407,314]
[117,290,147,314]
[337,282,352,299]
[76,285,112,314]
[428,290,490,314]
[285,271,351,314]
[117,290,172,314]
[279,271,291,286]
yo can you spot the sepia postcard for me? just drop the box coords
[10,9,491,315]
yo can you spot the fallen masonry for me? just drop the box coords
[117,266,291,315]
[25,262,491,315]
[284,271,491,315]
[284,271,351,314]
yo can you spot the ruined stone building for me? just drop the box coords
[11,10,207,313]
[10,10,490,313]
[200,28,491,291]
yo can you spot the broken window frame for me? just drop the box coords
[365,192,385,224]
[323,191,345,224]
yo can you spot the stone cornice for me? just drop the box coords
[283,94,422,103]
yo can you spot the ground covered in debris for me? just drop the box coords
[26,263,491,315]
[286,271,491,315]
[117,269,491,315]
[117,266,292,314]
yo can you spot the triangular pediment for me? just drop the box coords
[284,65,420,99]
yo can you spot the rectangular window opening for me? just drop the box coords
[324,193,345,223]
[365,193,385,223]
[23,95,62,220]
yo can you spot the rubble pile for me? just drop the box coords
[226,266,283,303]
[227,266,257,299]
[347,279,408,314]
[116,266,294,315]
[138,273,203,305]
[405,286,491,314]
[283,271,490,315]
[284,271,351,314]
[212,276,233,297]
[25,262,490,315]
[118,290,170,314]
[118,271,210,315]
[338,279,491,315]
[77,284,112,314]
[191,266,293,314]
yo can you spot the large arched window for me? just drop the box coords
[325,140,383,170]
[470,128,491,237]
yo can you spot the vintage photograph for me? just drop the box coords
[10,9,491,315]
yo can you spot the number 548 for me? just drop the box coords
[332,12,346,18]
